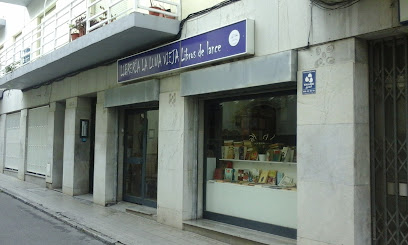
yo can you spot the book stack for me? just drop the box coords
[211,168,296,189]
[267,144,296,162]
[221,140,256,160]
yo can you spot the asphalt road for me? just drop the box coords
[0,191,106,245]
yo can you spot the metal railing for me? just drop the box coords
[0,0,180,77]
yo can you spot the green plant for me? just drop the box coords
[149,0,166,10]
[4,61,20,73]
[249,133,276,154]
[89,6,117,28]
[69,15,86,34]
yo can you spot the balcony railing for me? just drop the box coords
[0,0,180,78]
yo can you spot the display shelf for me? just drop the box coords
[219,159,297,165]
[207,180,297,191]
[206,180,297,229]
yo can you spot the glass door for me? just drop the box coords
[124,109,158,207]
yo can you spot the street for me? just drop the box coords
[0,191,105,245]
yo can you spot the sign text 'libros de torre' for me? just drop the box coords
[117,19,254,83]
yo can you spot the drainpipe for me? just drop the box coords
[43,0,48,18]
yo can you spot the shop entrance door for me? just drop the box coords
[123,109,158,208]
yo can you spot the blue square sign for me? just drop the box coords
[302,70,316,95]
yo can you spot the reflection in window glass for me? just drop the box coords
[204,94,297,232]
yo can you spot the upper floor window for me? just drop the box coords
[37,5,56,55]
[13,32,22,43]
[38,5,56,24]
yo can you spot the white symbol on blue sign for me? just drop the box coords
[229,30,240,47]
[302,70,316,95]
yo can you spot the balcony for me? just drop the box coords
[0,0,180,90]
[0,0,33,6]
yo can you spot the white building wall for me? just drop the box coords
[297,38,370,245]
[62,97,92,196]
[181,0,224,19]
[17,109,28,180]
[0,0,399,115]
[1,0,398,69]
[0,0,59,50]
[0,0,401,243]
[0,63,116,115]
[157,75,198,228]
[0,3,28,46]
[46,101,65,188]
[157,75,184,228]
[27,0,55,20]
[93,91,118,206]
[181,0,398,55]
[0,114,6,173]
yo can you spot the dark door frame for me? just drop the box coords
[123,108,158,208]
[89,98,97,193]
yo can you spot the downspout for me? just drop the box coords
[43,0,48,19]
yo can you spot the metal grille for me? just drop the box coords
[370,37,408,245]
[4,112,21,170]
[26,106,49,175]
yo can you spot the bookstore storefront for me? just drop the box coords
[181,50,298,239]
[203,92,297,238]
[117,20,298,237]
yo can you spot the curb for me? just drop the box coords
[0,187,120,245]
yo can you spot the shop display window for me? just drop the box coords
[204,92,297,237]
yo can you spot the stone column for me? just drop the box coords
[297,38,370,245]
[93,91,118,206]
[182,96,199,221]
[157,76,198,228]
[0,114,6,173]
[17,109,27,181]
[63,97,92,196]
[46,102,65,189]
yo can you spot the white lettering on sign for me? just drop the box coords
[119,48,179,77]
[207,41,222,55]
[117,19,253,83]
[179,41,223,65]
[149,54,162,69]
[198,44,205,57]
[162,49,179,65]
[181,47,196,62]
[119,41,225,77]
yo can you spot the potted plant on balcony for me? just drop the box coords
[149,0,174,18]
[88,7,117,31]
[149,0,164,16]
[4,61,20,73]
[69,15,86,41]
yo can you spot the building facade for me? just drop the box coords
[0,0,407,244]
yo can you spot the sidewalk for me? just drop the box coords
[0,173,226,245]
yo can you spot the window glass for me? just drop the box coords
[204,94,297,231]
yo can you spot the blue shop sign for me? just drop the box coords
[117,19,254,83]
[302,70,316,95]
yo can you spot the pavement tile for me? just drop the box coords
[0,173,227,245]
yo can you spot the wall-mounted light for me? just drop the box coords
[80,119,89,142]
[400,0,408,24]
